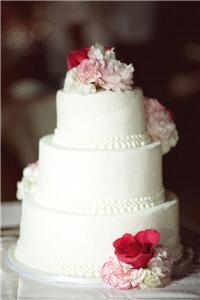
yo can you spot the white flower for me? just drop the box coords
[98,60,134,92]
[130,268,146,288]
[16,162,38,201]
[104,48,116,62]
[148,258,167,278]
[64,43,135,94]
[146,246,174,287]
[88,43,105,61]
[144,98,179,154]
[139,269,162,289]
[64,68,96,95]
[88,43,116,63]
[153,246,172,261]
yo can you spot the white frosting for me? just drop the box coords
[14,68,181,281]
[36,136,163,212]
[53,88,150,149]
[15,193,181,277]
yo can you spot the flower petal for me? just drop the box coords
[136,230,160,246]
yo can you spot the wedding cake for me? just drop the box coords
[14,44,182,288]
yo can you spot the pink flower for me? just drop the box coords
[113,230,160,269]
[98,60,134,92]
[66,47,89,70]
[101,257,132,290]
[144,98,178,154]
[75,58,102,84]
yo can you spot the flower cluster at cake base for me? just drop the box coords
[16,161,39,200]
[64,43,134,95]
[101,230,174,290]
[144,98,179,154]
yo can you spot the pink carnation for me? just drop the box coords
[101,257,132,290]
[75,58,102,84]
[98,60,134,92]
[144,98,178,154]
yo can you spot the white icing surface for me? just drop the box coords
[15,193,181,277]
[36,136,163,212]
[54,88,150,149]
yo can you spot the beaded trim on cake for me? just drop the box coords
[53,129,152,150]
[14,242,183,278]
[43,189,165,215]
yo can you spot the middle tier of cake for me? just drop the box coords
[35,135,164,214]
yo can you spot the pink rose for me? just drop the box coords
[66,47,89,70]
[113,230,160,269]
[101,257,132,290]
[98,60,134,92]
[75,58,102,84]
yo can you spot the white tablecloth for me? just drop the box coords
[1,235,200,300]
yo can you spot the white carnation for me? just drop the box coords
[104,48,116,62]
[88,43,116,63]
[161,126,179,154]
[130,268,146,288]
[88,43,105,60]
[139,269,162,289]
[144,98,179,155]
[148,258,167,278]
[16,162,38,201]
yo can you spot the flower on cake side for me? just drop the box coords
[64,43,134,95]
[144,98,179,154]
[101,229,174,290]
[16,161,38,200]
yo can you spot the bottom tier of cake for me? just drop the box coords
[14,192,182,278]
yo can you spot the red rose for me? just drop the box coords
[66,47,89,70]
[113,230,160,269]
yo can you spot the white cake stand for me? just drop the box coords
[7,243,194,287]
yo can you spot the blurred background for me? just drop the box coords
[2,2,200,234]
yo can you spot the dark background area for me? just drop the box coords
[2,2,200,233]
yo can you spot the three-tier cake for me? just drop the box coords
[14,44,182,286]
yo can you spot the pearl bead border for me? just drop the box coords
[14,242,183,278]
[53,130,152,150]
[48,189,165,215]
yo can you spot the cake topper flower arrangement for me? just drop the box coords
[64,43,134,95]
[144,98,179,154]
[101,229,174,290]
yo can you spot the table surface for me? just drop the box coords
[1,202,200,300]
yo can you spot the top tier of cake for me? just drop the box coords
[53,88,151,149]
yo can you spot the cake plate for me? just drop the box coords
[7,243,194,287]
